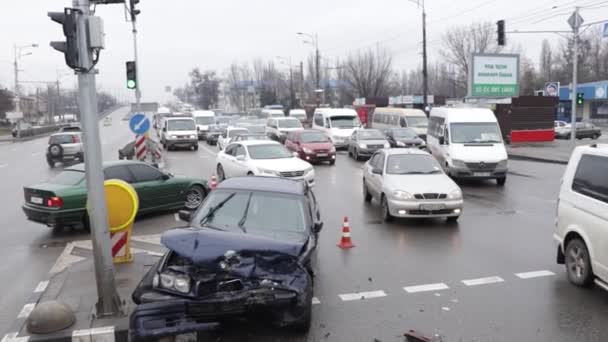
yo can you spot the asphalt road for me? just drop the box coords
[2,106,608,341]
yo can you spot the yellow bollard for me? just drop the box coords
[103,179,139,264]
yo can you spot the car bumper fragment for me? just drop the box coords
[386,199,463,218]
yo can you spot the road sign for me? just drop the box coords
[545,82,560,97]
[603,22,608,38]
[469,53,520,97]
[129,113,150,135]
[568,12,584,30]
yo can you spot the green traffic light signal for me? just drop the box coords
[576,92,584,105]
[126,61,137,89]
[127,79,136,89]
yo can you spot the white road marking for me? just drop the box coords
[441,307,451,311]
[404,283,449,293]
[338,290,387,301]
[49,242,85,274]
[17,303,35,319]
[1,332,28,342]
[462,276,504,287]
[0,164,7,168]
[34,280,49,293]
[130,233,162,245]
[515,270,556,279]
[174,213,180,222]
[312,297,321,305]
[90,326,115,341]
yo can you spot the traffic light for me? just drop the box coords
[497,20,506,46]
[126,61,137,89]
[577,92,584,105]
[129,0,140,21]
[48,8,80,70]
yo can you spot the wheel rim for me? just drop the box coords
[567,246,586,280]
[217,165,224,181]
[382,198,389,218]
[185,188,203,209]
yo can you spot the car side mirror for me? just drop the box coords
[439,136,445,145]
[372,168,382,175]
[236,155,246,161]
[178,210,191,222]
[161,174,171,181]
[314,221,323,233]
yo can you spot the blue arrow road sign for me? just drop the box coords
[603,22,608,38]
[129,113,150,135]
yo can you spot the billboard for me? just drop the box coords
[469,53,519,97]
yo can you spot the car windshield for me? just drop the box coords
[239,135,268,141]
[50,134,77,144]
[50,170,85,185]
[195,116,214,125]
[278,119,303,129]
[392,128,418,138]
[386,154,443,175]
[301,132,330,143]
[194,190,306,234]
[450,123,502,144]
[228,129,249,137]
[406,116,428,128]
[248,144,292,159]
[245,125,265,134]
[358,130,385,140]
[330,116,359,128]
[168,119,195,131]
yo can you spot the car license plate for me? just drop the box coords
[473,172,491,177]
[30,196,43,204]
[420,203,445,211]
[317,153,328,157]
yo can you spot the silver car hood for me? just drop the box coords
[383,173,459,194]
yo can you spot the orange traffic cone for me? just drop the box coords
[337,216,355,249]
[210,175,218,190]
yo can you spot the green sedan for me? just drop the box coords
[22,161,209,230]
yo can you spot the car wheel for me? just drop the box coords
[592,134,600,140]
[329,160,335,166]
[184,185,205,210]
[363,181,372,202]
[193,144,198,151]
[285,273,312,332]
[381,195,393,222]
[565,238,594,287]
[247,171,254,176]
[82,214,91,232]
[77,153,85,163]
[217,164,226,181]
[47,157,55,168]
[496,176,506,186]
[446,216,459,223]
[354,148,360,161]
[48,143,63,159]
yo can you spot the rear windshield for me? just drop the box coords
[50,134,77,144]
[278,119,303,129]
[50,170,85,185]
[229,129,250,137]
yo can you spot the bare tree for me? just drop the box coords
[519,56,538,96]
[539,39,553,83]
[343,48,394,98]
[440,22,502,96]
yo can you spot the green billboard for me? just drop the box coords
[469,53,520,98]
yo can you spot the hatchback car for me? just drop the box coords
[555,122,602,140]
[362,149,463,222]
[217,127,250,150]
[384,127,426,149]
[22,161,209,230]
[554,144,608,291]
[130,177,322,340]
[285,130,336,165]
[347,129,390,160]
[46,132,84,168]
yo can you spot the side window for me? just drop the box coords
[351,131,357,140]
[235,145,246,157]
[572,154,608,203]
[400,117,407,127]
[444,125,450,143]
[314,114,323,127]
[224,144,236,156]
[370,153,380,168]
[104,166,134,183]
[128,164,164,183]
[377,153,385,171]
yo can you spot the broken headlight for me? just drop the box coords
[156,271,191,294]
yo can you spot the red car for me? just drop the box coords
[285,130,336,165]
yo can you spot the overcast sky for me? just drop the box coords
[0,0,606,103]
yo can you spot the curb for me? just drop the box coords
[508,153,568,165]
[2,279,50,342]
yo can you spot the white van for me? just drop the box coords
[554,144,608,291]
[261,108,285,118]
[312,108,361,149]
[192,110,215,140]
[289,109,307,124]
[161,116,198,151]
[372,108,429,139]
[427,107,508,186]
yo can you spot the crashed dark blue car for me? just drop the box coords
[130,177,322,341]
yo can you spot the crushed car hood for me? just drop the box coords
[161,228,305,264]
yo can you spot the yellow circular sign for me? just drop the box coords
[103,179,139,232]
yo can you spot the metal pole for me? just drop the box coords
[315,34,320,106]
[74,0,122,317]
[289,67,294,109]
[14,45,21,138]
[422,0,429,113]
[570,7,580,145]
[131,20,141,113]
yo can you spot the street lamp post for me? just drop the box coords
[13,43,38,138]
[297,32,320,105]
[408,0,428,113]
[276,56,296,110]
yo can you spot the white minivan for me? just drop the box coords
[427,107,508,186]
[554,145,608,291]
[312,108,361,149]
[371,107,429,140]
[192,110,215,140]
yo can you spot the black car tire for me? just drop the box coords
[77,153,85,163]
[46,156,55,168]
[193,144,199,151]
[354,148,360,161]
[184,185,206,210]
[82,214,91,232]
[329,160,335,166]
[565,238,594,287]
[48,143,63,158]
[285,273,312,332]
[363,181,372,202]
[593,134,600,140]
[496,176,506,186]
[381,195,393,222]
[446,216,459,223]
[217,164,226,181]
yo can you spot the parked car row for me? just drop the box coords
[554,121,602,140]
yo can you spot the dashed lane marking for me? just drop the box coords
[174,213,180,222]
[312,297,321,305]
[17,303,35,319]
[515,270,556,279]
[462,276,505,287]
[404,283,449,293]
[34,281,49,293]
[339,290,387,301]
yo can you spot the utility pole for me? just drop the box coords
[13,45,20,116]
[300,61,304,107]
[289,67,295,110]
[73,0,122,316]
[131,12,141,113]
[569,7,581,145]
[421,0,429,114]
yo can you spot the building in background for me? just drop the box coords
[559,80,608,124]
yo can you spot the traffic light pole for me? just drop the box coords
[131,19,141,113]
[73,0,122,317]
[570,7,580,145]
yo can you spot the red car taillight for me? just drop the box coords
[47,196,64,208]
[72,135,80,143]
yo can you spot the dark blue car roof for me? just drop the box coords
[217,177,306,196]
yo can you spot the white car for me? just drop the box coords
[217,127,250,150]
[215,140,315,186]
[554,145,608,291]
[46,132,84,168]
[362,148,463,222]
[266,117,304,143]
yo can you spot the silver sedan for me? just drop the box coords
[362,148,463,222]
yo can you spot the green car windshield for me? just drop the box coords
[51,170,86,185]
